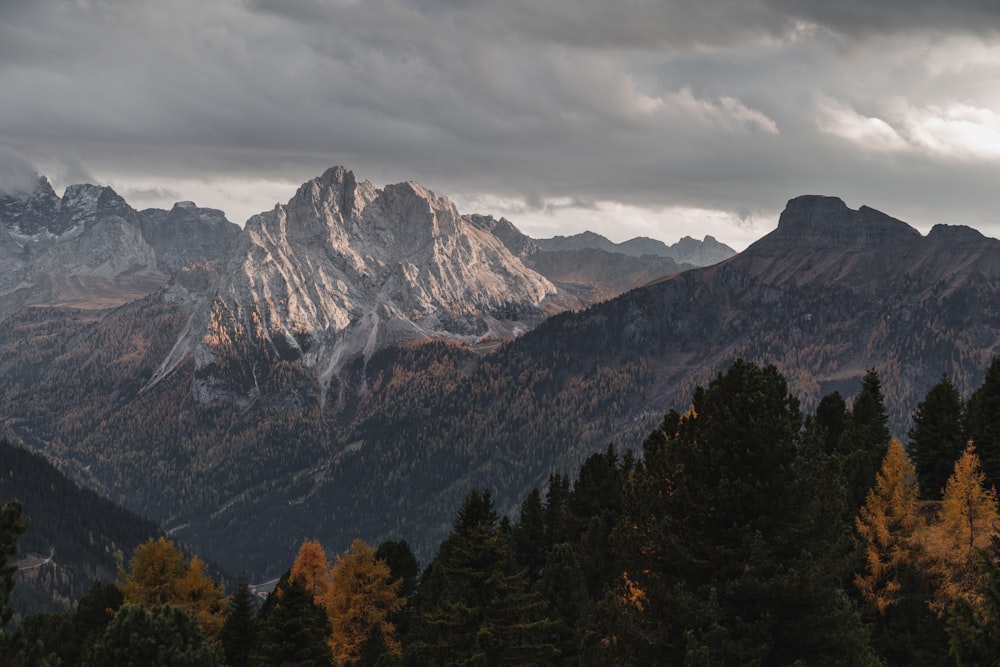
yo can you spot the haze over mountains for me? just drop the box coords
[2,165,998,577]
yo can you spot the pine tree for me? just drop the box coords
[250,575,331,667]
[966,356,1000,491]
[947,539,1000,665]
[84,604,225,667]
[840,368,892,515]
[612,360,878,665]
[0,500,28,665]
[220,574,257,667]
[855,438,921,614]
[909,375,965,499]
[511,488,547,583]
[409,489,555,665]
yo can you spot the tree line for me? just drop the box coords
[6,357,1000,664]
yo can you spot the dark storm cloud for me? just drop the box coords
[0,147,40,196]
[2,0,1000,240]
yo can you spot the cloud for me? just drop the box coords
[816,95,1000,162]
[4,0,1000,243]
[0,146,41,196]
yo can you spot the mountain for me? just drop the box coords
[4,183,999,579]
[0,178,238,319]
[535,229,735,265]
[145,166,580,407]
[1,439,162,617]
[467,214,699,302]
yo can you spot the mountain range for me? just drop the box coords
[2,166,997,577]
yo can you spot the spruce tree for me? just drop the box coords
[409,489,555,665]
[612,360,878,665]
[966,356,1000,491]
[249,575,331,667]
[220,574,257,667]
[840,368,892,515]
[909,375,965,499]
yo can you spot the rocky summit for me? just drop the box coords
[149,166,580,405]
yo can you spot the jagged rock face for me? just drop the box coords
[175,167,574,404]
[139,201,240,273]
[0,181,164,317]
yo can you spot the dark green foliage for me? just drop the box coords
[0,439,161,616]
[1,499,27,627]
[375,539,419,640]
[249,574,331,667]
[72,580,123,664]
[536,543,591,665]
[810,390,849,455]
[966,356,1000,492]
[375,540,419,601]
[947,540,1000,666]
[408,490,555,666]
[19,612,75,666]
[83,604,224,667]
[221,574,257,667]
[511,488,546,582]
[355,623,400,667]
[840,368,893,515]
[910,375,966,499]
[611,360,877,665]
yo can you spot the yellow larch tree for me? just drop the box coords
[854,438,921,615]
[923,442,1000,615]
[325,538,405,666]
[119,536,227,638]
[289,538,333,605]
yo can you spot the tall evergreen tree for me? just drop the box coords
[910,375,966,499]
[0,500,28,665]
[220,574,257,667]
[947,538,1000,666]
[408,489,555,665]
[84,604,224,667]
[250,575,331,667]
[840,368,892,515]
[612,360,878,665]
[966,356,1000,491]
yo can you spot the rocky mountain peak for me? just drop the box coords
[927,224,987,242]
[164,167,574,406]
[0,176,59,235]
[757,195,921,250]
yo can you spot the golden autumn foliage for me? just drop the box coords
[290,538,332,605]
[921,442,1000,615]
[854,438,921,615]
[325,538,405,666]
[119,536,226,638]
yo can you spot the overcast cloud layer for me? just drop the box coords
[2,0,1000,248]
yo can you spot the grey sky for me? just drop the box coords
[2,0,999,249]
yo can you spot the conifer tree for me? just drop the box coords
[291,539,333,605]
[612,360,878,665]
[840,368,892,514]
[0,500,29,665]
[925,443,1000,615]
[250,575,331,667]
[909,375,965,499]
[326,539,404,666]
[220,574,257,667]
[855,438,921,614]
[119,537,226,639]
[84,604,224,667]
[947,539,1000,665]
[409,489,555,665]
[966,356,1000,491]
